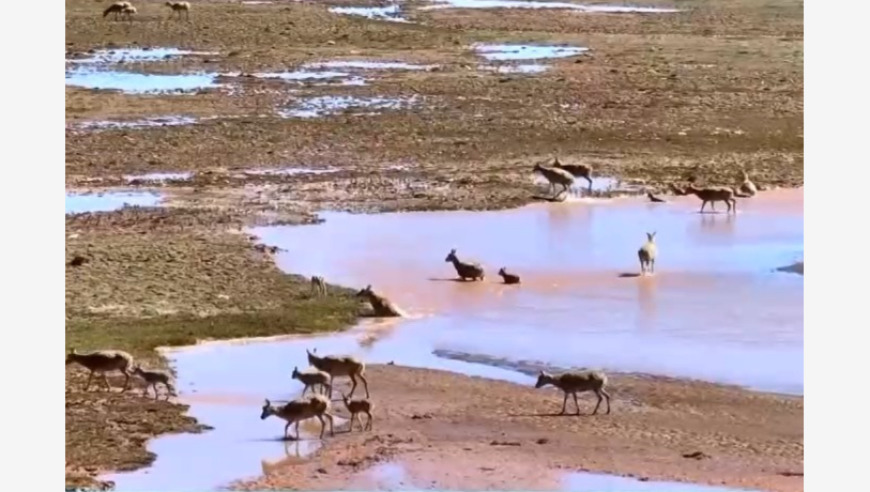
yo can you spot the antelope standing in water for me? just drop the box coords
[445,248,485,281]
[738,170,758,197]
[685,183,738,213]
[551,157,593,191]
[532,163,575,200]
[637,231,657,275]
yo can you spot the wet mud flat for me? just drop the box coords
[218,363,801,492]
[65,1,803,196]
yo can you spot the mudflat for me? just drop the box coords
[237,364,803,492]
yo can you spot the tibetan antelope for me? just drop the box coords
[260,395,335,440]
[165,1,191,21]
[310,276,327,296]
[306,349,370,399]
[340,392,374,432]
[66,348,134,392]
[533,163,575,200]
[685,183,738,213]
[552,157,593,191]
[445,248,485,281]
[535,369,612,415]
[637,231,657,275]
[497,267,521,285]
[355,285,402,317]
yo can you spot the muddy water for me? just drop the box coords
[104,190,802,490]
[252,190,804,394]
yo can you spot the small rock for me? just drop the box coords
[536,438,549,445]
[316,467,328,474]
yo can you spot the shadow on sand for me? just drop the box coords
[617,272,642,278]
[427,277,474,282]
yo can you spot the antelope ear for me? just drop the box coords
[366,284,372,290]
[538,370,545,376]
[264,399,270,405]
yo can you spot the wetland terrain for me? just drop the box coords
[64,1,803,490]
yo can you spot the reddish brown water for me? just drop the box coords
[105,190,802,491]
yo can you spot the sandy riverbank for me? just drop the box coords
[235,364,803,492]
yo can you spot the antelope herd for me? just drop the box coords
[65,161,766,440]
[101,2,191,22]
[73,1,768,445]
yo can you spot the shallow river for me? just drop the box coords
[104,190,802,491]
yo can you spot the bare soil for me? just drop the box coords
[66,0,803,214]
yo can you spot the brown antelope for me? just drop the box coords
[535,369,611,415]
[497,267,521,285]
[310,276,327,296]
[132,364,176,399]
[533,163,575,200]
[738,170,758,197]
[445,248,485,281]
[685,183,738,213]
[552,157,593,191]
[637,232,657,275]
[356,285,403,317]
[260,395,335,440]
[103,2,133,20]
[291,366,331,396]
[306,349,370,399]
[340,392,374,432]
[165,2,192,21]
[66,348,134,392]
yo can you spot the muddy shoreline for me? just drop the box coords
[232,364,802,492]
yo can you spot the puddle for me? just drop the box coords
[65,191,163,215]
[124,172,193,184]
[221,70,365,86]
[238,167,340,177]
[65,69,221,94]
[474,43,588,61]
[66,47,215,65]
[359,462,413,489]
[422,1,680,13]
[479,63,549,74]
[303,60,437,71]
[103,189,802,490]
[329,5,410,23]
[74,115,198,131]
[562,471,763,491]
[278,95,418,118]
